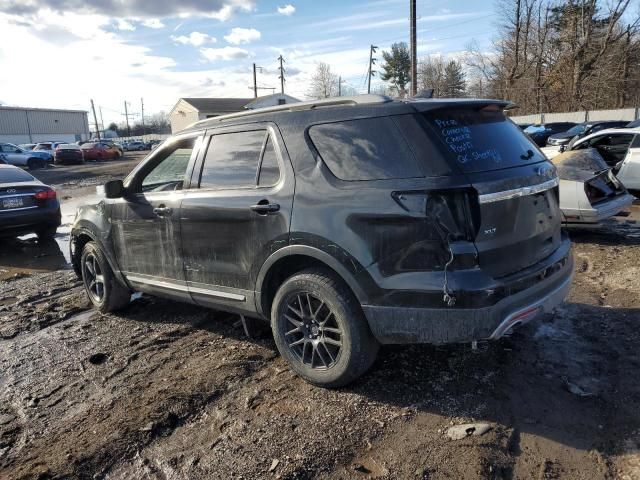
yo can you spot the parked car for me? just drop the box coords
[517,123,532,130]
[564,127,640,196]
[546,120,629,147]
[124,141,146,151]
[54,144,84,165]
[18,143,36,151]
[33,142,66,161]
[625,119,640,128]
[70,95,574,387]
[0,164,61,239]
[80,142,121,160]
[552,148,634,225]
[0,143,49,169]
[523,122,577,147]
[0,154,7,164]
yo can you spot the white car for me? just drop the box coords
[0,143,50,169]
[557,127,640,196]
[552,148,634,226]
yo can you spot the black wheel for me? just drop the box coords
[81,242,131,313]
[27,158,45,170]
[37,226,58,241]
[271,268,379,388]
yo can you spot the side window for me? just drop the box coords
[309,117,423,181]
[141,137,195,192]
[608,134,634,146]
[200,130,265,189]
[257,136,281,186]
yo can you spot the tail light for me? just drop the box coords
[35,189,56,200]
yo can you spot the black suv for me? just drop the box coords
[70,95,573,387]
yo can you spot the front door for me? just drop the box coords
[110,134,201,301]
[179,123,294,313]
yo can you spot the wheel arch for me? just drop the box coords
[71,224,127,286]
[255,246,368,320]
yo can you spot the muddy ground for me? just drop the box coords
[1,157,640,479]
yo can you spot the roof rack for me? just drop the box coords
[189,94,393,128]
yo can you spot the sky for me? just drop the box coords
[0,0,497,127]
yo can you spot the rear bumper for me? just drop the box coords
[0,205,61,237]
[563,193,634,225]
[362,243,574,345]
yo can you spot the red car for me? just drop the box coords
[80,142,121,161]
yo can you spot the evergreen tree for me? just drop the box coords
[443,60,466,97]
[380,42,411,96]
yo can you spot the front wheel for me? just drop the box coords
[271,268,379,388]
[81,242,131,313]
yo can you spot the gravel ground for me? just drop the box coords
[1,158,639,479]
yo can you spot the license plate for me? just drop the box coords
[2,197,24,209]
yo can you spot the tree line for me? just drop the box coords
[306,0,639,115]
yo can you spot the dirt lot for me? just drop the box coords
[1,156,640,479]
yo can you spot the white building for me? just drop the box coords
[169,94,301,133]
[0,106,90,144]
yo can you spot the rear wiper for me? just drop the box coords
[520,149,534,160]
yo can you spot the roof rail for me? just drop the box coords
[189,94,393,128]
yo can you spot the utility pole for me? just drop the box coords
[252,63,258,98]
[123,101,131,137]
[338,76,342,96]
[277,55,285,94]
[99,107,104,132]
[367,45,378,94]
[409,0,417,97]
[141,98,145,136]
[90,99,101,140]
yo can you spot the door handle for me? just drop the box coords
[153,205,173,217]
[250,200,280,214]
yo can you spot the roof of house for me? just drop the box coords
[243,93,300,109]
[179,98,253,113]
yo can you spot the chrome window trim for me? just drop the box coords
[478,177,559,204]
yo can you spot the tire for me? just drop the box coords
[271,268,379,388]
[37,225,58,241]
[80,242,131,313]
[27,158,45,170]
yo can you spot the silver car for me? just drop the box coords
[0,143,50,169]
[552,148,634,226]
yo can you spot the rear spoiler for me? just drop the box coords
[407,98,517,113]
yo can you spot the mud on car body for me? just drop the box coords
[70,95,573,387]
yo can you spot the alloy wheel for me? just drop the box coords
[82,253,105,303]
[283,292,343,370]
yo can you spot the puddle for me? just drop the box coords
[0,191,101,279]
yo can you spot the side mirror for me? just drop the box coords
[559,144,566,153]
[103,179,124,199]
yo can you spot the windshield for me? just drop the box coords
[565,124,586,135]
[34,144,51,150]
[422,108,545,173]
[524,125,545,134]
[81,143,98,149]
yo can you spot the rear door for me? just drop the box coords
[179,123,294,312]
[420,107,562,278]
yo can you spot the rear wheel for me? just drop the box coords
[81,242,131,313]
[37,225,58,241]
[27,158,45,170]
[271,268,379,388]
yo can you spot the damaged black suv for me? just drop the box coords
[71,95,573,387]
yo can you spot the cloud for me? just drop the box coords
[142,18,164,29]
[115,19,135,31]
[224,27,260,45]
[277,4,295,16]
[200,46,250,60]
[171,31,216,46]
[0,0,255,20]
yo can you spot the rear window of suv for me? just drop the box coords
[309,117,424,181]
[421,108,545,173]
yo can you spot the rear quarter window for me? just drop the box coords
[0,168,36,183]
[308,117,423,181]
[422,109,545,173]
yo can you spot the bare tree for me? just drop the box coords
[306,62,338,99]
